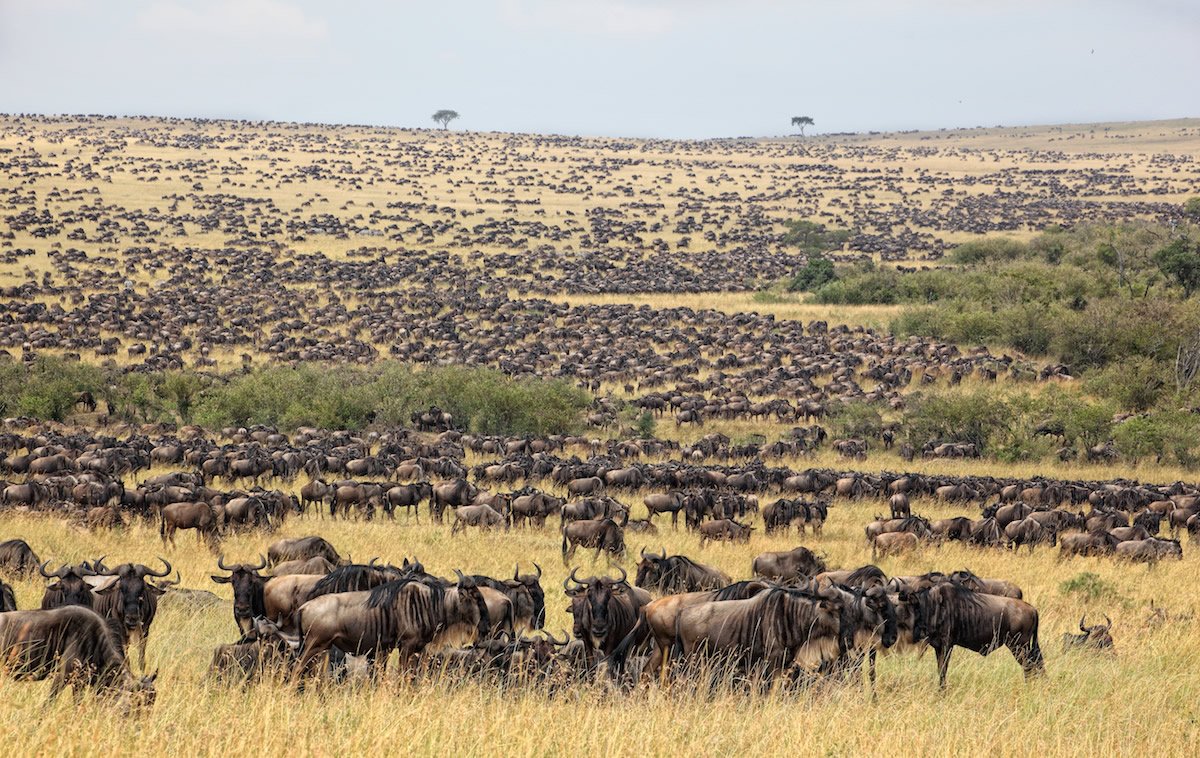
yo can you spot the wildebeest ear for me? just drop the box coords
[564,605,574,614]
[210,575,232,584]
[94,582,120,596]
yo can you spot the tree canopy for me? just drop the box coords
[790,116,814,136]
[432,110,460,129]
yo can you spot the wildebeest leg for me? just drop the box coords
[868,650,877,697]
[935,645,953,689]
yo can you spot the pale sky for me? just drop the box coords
[2,0,1197,138]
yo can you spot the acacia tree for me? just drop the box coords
[431,110,460,130]
[791,116,814,136]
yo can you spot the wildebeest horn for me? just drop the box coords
[142,557,172,578]
[216,554,231,571]
[533,562,542,579]
[368,556,380,567]
[38,560,59,579]
[453,568,465,584]
[613,566,627,585]
[514,563,521,581]
[1079,615,1088,632]
[547,629,570,646]
[249,554,267,571]
[1103,614,1112,630]
[658,546,667,559]
[640,546,647,560]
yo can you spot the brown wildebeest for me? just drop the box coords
[561,516,626,564]
[266,536,340,567]
[1061,614,1114,652]
[0,605,157,710]
[271,556,337,577]
[0,539,40,577]
[88,558,172,671]
[751,546,827,583]
[906,582,1043,688]
[209,617,297,683]
[159,501,221,549]
[634,548,729,594]
[211,555,269,635]
[872,531,918,560]
[697,518,754,546]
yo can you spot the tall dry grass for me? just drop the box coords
[2,483,1198,756]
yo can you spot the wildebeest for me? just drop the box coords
[635,548,729,594]
[698,518,754,546]
[159,501,222,549]
[385,482,433,521]
[561,516,626,564]
[906,581,1044,688]
[0,605,157,710]
[209,616,297,684]
[563,568,650,659]
[293,571,489,679]
[470,563,546,632]
[1058,529,1121,560]
[1004,518,1058,552]
[1114,537,1183,564]
[751,546,827,583]
[432,479,478,523]
[0,579,15,612]
[450,503,508,534]
[607,580,769,683]
[674,586,844,686]
[1061,614,1114,652]
[0,538,40,577]
[211,555,269,635]
[271,556,337,576]
[88,558,172,671]
[267,536,340,567]
[872,531,919,560]
[40,561,99,609]
[643,492,686,527]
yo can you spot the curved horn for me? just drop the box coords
[1103,614,1112,630]
[548,628,570,646]
[368,557,380,567]
[1079,615,1088,632]
[91,556,109,574]
[453,568,465,585]
[38,560,57,579]
[533,562,542,579]
[640,546,647,560]
[216,554,231,571]
[658,545,668,559]
[613,566,627,585]
[514,563,521,581]
[143,557,172,578]
[251,554,267,571]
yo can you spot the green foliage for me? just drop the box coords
[950,237,1030,265]
[1185,197,1200,222]
[1111,411,1200,468]
[1083,357,1168,412]
[781,220,850,254]
[194,362,590,435]
[1059,572,1122,603]
[431,110,460,129]
[633,411,656,439]
[830,402,883,439]
[902,388,1012,451]
[1154,237,1200,296]
[0,357,103,422]
[786,256,837,292]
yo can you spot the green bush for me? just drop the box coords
[950,237,1030,265]
[830,402,883,439]
[0,357,104,422]
[902,388,1013,451]
[786,256,837,292]
[1059,572,1122,602]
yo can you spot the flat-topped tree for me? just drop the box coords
[432,110,460,130]
[791,116,814,136]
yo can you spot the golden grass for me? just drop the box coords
[2,482,1198,755]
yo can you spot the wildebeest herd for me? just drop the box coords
[4,413,1192,709]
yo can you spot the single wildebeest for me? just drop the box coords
[814,565,889,591]
[635,547,729,594]
[88,558,172,671]
[889,493,910,520]
[697,518,754,546]
[385,482,433,521]
[211,554,269,635]
[271,556,337,577]
[432,479,478,523]
[470,563,546,632]
[947,570,1024,600]
[0,538,40,577]
[40,561,99,609]
[907,581,1044,688]
[930,517,974,542]
[450,504,509,535]
[607,580,769,683]
[1115,537,1183,564]
[643,492,686,527]
[293,571,489,680]
[267,536,340,567]
[566,476,604,497]
[1061,614,1114,653]
[872,531,919,560]
[209,616,297,684]
[1058,529,1121,560]
[160,501,221,549]
[561,516,627,564]
[1004,518,1058,552]
[674,586,845,685]
[822,583,899,690]
[751,546,827,583]
[0,606,157,710]
[563,568,651,659]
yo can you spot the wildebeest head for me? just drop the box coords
[453,569,491,641]
[564,567,629,645]
[39,561,98,608]
[97,558,172,631]
[635,546,669,589]
[211,554,268,634]
[512,563,545,629]
[1062,614,1114,652]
